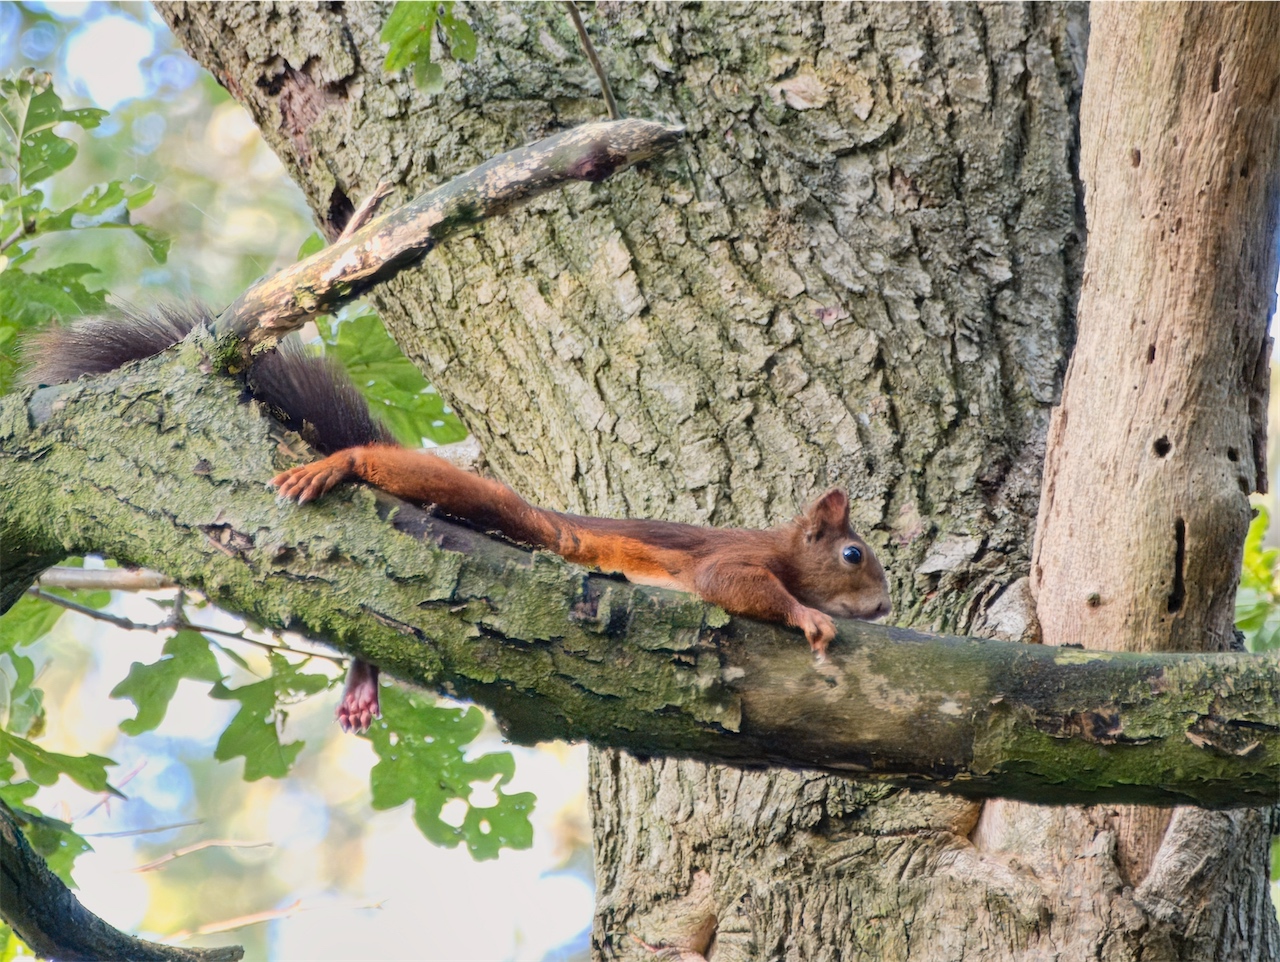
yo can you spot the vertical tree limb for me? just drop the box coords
[1028,1,1280,883]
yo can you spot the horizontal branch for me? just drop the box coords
[216,118,684,356]
[4,339,1280,808]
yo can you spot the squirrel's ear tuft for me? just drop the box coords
[801,488,850,537]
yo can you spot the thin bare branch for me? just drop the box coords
[87,819,204,839]
[564,1,621,120]
[134,840,273,873]
[38,566,175,591]
[216,118,682,353]
[26,588,347,665]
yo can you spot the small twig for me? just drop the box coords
[0,222,27,254]
[337,180,395,241]
[133,839,273,873]
[216,118,681,351]
[25,588,347,665]
[564,1,620,120]
[29,587,142,630]
[87,819,203,839]
[76,760,146,821]
[167,897,385,941]
[37,566,175,591]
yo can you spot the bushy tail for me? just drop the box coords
[23,304,205,386]
[22,305,393,453]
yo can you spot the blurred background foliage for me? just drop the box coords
[0,3,590,960]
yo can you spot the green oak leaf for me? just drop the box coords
[0,71,106,187]
[0,594,65,651]
[381,2,439,73]
[381,2,475,91]
[1236,506,1280,652]
[28,180,168,261]
[297,230,326,259]
[445,18,477,62]
[0,730,118,795]
[7,804,92,885]
[0,260,107,325]
[211,653,332,781]
[367,685,534,859]
[110,630,224,735]
[320,311,467,446]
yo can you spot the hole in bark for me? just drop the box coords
[1153,436,1171,457]
[1147,343,1156,364]
[1211,57,1222,93]
[1228,447,1239,462]
[1129,148,1141,168]
[327,187,355,239]
[1167,518,1186,613]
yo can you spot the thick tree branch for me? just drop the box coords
[4,340,1280,809]
[0,802,243,962]
[216,119,683,357]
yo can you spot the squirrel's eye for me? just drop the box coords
[842,545,862,564]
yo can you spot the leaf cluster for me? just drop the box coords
[0,69,168,393]
[317,306,468,447]
[0,583,113,887]
[381,1,478,94]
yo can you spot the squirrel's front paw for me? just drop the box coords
[272,456,351,504]
[795,608,837,660]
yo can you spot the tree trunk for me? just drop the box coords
[157,2,1280,958]
[979,0,1280,939]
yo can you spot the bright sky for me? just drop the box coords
[63,13,155,109]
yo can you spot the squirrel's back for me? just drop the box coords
[23,305,393,454]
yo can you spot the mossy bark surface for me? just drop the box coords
[7,355,1280,807]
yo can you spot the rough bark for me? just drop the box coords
[8,361,1280,807]
[146,2,1278,959]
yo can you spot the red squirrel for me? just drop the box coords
[273,448,892,650]
[27,307,892,732]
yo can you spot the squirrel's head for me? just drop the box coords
[792,489,892,621]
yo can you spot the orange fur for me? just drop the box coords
[274,446,892,656]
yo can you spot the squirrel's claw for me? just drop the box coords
[796,607,836,660]
[272,458,350,504]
